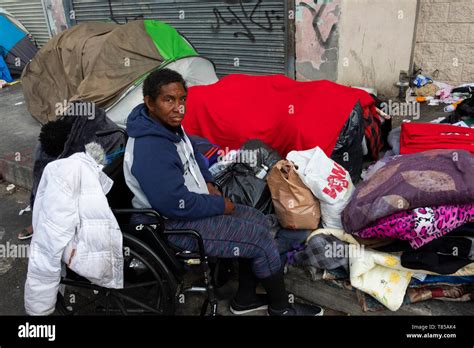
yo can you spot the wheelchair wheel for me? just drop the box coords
[55,233,178,315]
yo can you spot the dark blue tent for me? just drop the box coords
[0,8,38,78]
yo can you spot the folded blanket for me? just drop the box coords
[352,204,474,249]
[342,149,474,234]
[400,122,474,155]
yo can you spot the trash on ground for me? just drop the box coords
[18,204,31,216]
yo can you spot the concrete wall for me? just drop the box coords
[295,0,418,97]
[337,0,417,97]
[295,0,342,82]
[414,0,474,86]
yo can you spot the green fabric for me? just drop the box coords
[144,20,196,61]
[464,117,474,126]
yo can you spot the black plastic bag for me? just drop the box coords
[213,140,281,214]
[240,139,282,171]
[330,101,364,183]
[455,97,474,118]
[214,163,274,214]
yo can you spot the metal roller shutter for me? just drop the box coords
[0,0,51,47]
[71,0,289,77]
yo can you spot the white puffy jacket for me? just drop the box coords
[24,151,123,316]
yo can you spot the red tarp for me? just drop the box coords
[183,74,381,158]
[400,122,474,155]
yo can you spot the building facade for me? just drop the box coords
[1,0,472,96]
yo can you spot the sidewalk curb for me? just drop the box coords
[0,147,34,191]
[284,266,465,315]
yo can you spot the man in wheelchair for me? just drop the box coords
[123,68,323,316]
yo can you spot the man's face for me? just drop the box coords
[145,82,187,128]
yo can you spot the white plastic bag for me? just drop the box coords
[287,146,354,229]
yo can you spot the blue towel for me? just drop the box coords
[410,274,474,285]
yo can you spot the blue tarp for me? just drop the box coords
[0,55,12,82]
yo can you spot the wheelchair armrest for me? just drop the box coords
[112,208,163,221]
[95,128,127,137]
[163,229,207,262]
[113,211,207,265]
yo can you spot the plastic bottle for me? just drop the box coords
[255,164,269,179]
[413,74,432,88]
[444,104,456,112]
[444,100,462,112]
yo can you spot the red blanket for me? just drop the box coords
[183,74,380,158]
[400,122,474,155]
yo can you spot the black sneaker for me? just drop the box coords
[230,294,268,315]
[268,302,324,316]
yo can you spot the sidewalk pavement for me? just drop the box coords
[0,181,31,315]
[0,83,40,190]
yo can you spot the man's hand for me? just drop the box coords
[207,182,222,196]
[224,197,235,215]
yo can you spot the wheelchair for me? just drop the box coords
[55,129,232,316]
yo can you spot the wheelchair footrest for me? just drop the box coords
[184,259,201,265]
[175,250,201,260]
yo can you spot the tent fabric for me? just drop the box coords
[0,14,25,52]
[106,56,218,127]
[0,8,29,34]
[0,8,37,77]
[21,19,204,125]
[4,36,38,76]
[143,20,197,60]
[0,55,12,82]
[182,74,379,158]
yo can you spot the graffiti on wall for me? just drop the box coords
[211,0,283,43]
[296,0,341,81]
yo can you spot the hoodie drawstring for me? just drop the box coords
[181,135,202,188]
